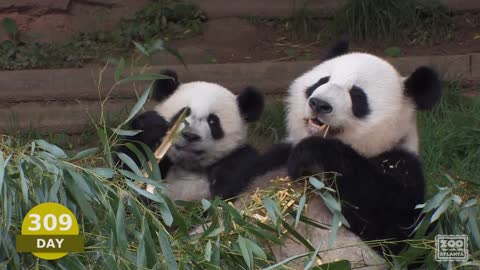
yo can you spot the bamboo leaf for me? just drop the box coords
[136,235,146,269]
[304,241,324,270]
[319,192,341,213]
[111,128,142,136]
[430,196,453,223]
[18,162,28,204]
[263,198,282,226]
[116,200,128,254]
[294,194,306,228]
[423,187,451,213]
[244,238,267,260]
[64,173,98,225]
[117,152,143,176]
[157,227,178,270]
[207,227,224,238]
[88,168,115,179]
[119,73,171,84]
[71,147,99,160]
[204,241,212,262]
[139,143,161,180]
[309,177,325,190]
[67,169,94,197]
[263,253,310,270]
[201,199,211,211]
[36,140,67,159]
[123,179,172,226]
[329,214,340,247]
[0,151,9,196]
[119,169,164,190]
[115,57,125,82]
[281,219,315,251]
[142,218,159,268]
[463,199,477,208]
[238,235,253,269]
[133,40,149,56]
[313,260,351,270]
[163,43,186,67]
[120,85,152,126]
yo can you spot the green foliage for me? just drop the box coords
[248,98,286,149]
[0,0,202,70]
[330,0,453,43]
[2,17,18,40]
[419,82,480,196]
[384,46,402,57]
[392,182,480,268]
[286,1,323,40]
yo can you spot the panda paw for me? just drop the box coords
[287,137,328,180]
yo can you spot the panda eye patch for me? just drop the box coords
[207,114,224,139]
[305,76,330,98]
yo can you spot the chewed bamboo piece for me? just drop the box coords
[142,109,190,192]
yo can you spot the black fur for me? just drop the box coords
[237,87,265,122]
[207,113,224,140]
[350,86,371,118]
[116,111,173,177]
[247,143,293,178]
[208,146,260,199]
[323,38,349,61]
[288,137,425,254]
[152,70,180,102]
[211,142,292,199]
[404,66,442,111]
[305,76,330,98]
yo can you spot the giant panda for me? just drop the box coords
[240,40,442,268]
[118,70,264,201]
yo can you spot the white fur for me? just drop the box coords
[287,53,418,157]
[256,52,425,268]
[244,171,386,269]
[153,81,247,201]
[164,168,211,201]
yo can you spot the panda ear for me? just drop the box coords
[152,69,180,102]
[404,66,442,111]
[237,87,265,122]
[323,37,349,61]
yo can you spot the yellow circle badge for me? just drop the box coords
[16,202,84,260]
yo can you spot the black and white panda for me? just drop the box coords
[120,70,264,201]
[243,40,442,268]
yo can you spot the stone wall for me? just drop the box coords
[0,0,150,43]
[1,0,479,44]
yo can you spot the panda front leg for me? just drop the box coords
[287,136,424,253]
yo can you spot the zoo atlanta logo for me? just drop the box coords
[435,235,469,262]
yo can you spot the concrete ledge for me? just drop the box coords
[390,54,472,80]
[0,53,475,133]
[0,54,474,103]
[191,0,342,19]
[0,99,134,133]
[472,53,480,78]
[191,0,479,19]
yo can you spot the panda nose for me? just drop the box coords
[309,98,333,114]
[181,131,200,142]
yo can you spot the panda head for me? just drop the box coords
[286,40,442,157]
[152,70,264,169]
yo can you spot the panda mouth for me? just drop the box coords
[174,145,205,156]
[305,118,341,138]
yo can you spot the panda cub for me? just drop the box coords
[247,40,442,267]
[121,70,264,201]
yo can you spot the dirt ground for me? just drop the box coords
[164,12,480,65]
